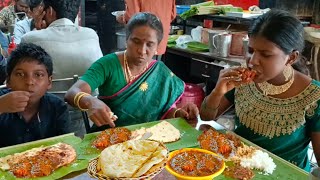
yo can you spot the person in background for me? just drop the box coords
[200,10,320,171]
[0,43,72,148]
[21,0,102,79]
[0,30,9,85]
[65,13,198,132]
[21,0,102,136]
[0,53,6,84]
[0,0,29,31]
[13,17,34,44]
[116,0,176,59]
[13,0,41,44]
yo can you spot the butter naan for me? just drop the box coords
[131,121,180,143]
[0,143,76,178]
[98,139,167,178]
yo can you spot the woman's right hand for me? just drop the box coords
[85,97,117,127]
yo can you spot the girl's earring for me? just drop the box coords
[283,65,293,81]
[155,51,158,55]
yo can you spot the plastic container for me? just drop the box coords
[176,5,190,15]
[176,83,205,109]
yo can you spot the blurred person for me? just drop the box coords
[116,0,176,58]
[13,0,41,44]
[0,43,71,148]
[21,0,102,79]
[0,0,29,31]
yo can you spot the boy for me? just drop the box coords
[0,43,71,147]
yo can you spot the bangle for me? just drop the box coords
[173,108,181,118]
[202,96,220,111]
[74,92,91,111]
[74,92,90,106]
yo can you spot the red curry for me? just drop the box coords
[92,127,131,150]
[169,151,223,177]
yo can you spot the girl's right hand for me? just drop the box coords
[213,67,254,95]
[86,97,117,127]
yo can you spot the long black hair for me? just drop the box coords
[248,9,309,75]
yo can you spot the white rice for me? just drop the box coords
[239,149,276,174]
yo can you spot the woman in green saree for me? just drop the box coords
[65,12,198,131]
[200,10,320,171]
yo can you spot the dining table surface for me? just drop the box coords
[0,118,310,180]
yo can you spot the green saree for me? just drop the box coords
[81,54,184,132]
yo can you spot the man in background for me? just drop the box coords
[21,0,102,80]
[21,0,103,137]
[0,0,29,32]
[116,0,176,58]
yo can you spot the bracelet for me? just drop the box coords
[73,92,84,105]
[74,92,91,111]
[173,108,181,118]
[74,92,90,106]
[202,96,220,111]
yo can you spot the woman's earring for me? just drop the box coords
[283,65,293,81]
[155,51,158,55]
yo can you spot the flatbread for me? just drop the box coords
[132,144,167,177]
[99,140,167,178]
[132,121,180,143]
[0,143,76,178]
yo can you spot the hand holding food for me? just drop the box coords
[0,91,30,113]
[239,68,257,83]
[213,67,256,96]
[86,98,117,127]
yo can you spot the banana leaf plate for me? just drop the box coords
[76,118,202,160]
[205,126,309,179]
[0,133,89,180]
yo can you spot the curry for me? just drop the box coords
[169,150,223,177]
[198,128,242,158]
[92,127,131,150]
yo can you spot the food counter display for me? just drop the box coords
[0,118,309,180]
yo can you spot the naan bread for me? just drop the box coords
[132,121,181,143]
[99,140,167,178]
[132,144,167,177]
[0,143,76,178]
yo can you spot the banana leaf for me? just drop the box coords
[77,118,202,160]
[0,133,89,180]
[187,42,209,52]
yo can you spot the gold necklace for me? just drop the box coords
[256,72,294,96]
[123,51,148,83]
